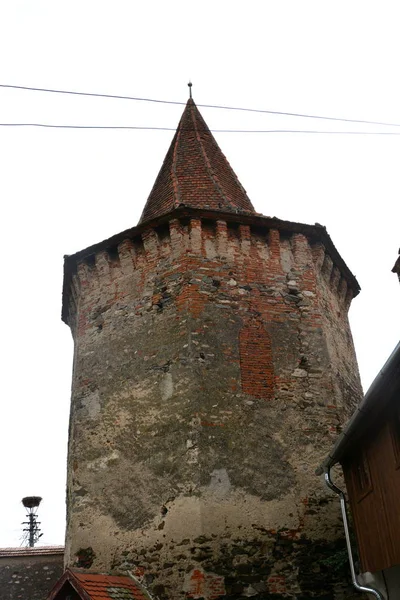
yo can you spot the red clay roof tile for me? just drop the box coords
[139,98,255,223]
[73,571,149,599]
[47,569,151,600]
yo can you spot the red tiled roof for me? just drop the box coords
[74,571,149,600]
[47,569,151,600]
[139,98,255,223]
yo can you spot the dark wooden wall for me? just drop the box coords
[343,405,400,573]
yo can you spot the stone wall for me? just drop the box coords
[64,216,362,598]
[0,547,64,599]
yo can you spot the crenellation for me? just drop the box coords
[311,243,353,308]
[344,287,354,311]
[268,228,281,263]
[202,221,217,259]
[76,260,89,289]
[280,237,294,274]
[337,277,348,303]
[95,250,112,282]
[76,260,96,295]
[291,233,312,268]
[70,272,80,305]
[156,225,172,261]
[107,245,120,265]
[189,218,202,255]
[142,228,159,264]
[67,276,79,333]
[321,253,334,282]
[169,219,185,258]
[254,231,270,264]
[311,242,326,272]
[330,266,341,293]
[226,224,241,267]
[67,299,77,335]
[216,220,228,258]
[239,224,251,257]
[118,239,136,275]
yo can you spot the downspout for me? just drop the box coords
[324,467,384,599]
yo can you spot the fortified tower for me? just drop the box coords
[62,96,362,598]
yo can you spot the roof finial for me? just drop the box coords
[188,81,193,99]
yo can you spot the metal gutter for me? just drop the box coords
[317,341,400,475]
[324,468,384,599]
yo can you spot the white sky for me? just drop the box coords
[0,0,399,548]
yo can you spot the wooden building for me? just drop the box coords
[320,341,400,598]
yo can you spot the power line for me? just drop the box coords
[1,83,400,129]
[2,123,400,134]
[0,123,176,130]
[0,84,185,106]
[2,122,400,135]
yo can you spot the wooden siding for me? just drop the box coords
[343,405,400,573]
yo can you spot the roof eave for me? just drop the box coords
[46,569,91,600]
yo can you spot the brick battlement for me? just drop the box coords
[64,211,358,333]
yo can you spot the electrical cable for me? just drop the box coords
[1,123,400,134]
[1,83,400,129]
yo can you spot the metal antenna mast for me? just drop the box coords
[21,496,43,547]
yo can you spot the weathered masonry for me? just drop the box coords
[0,546,64,600]
[62,97,363,598]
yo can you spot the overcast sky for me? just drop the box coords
[0,1,399,547]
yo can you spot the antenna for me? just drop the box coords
[21,496,43,547]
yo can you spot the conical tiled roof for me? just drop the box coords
[139,98,255,224]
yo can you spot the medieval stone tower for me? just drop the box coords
[62,97,362,598]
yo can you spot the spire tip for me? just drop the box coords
[188,81,193,99]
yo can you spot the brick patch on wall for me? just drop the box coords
[239,320,274,400]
